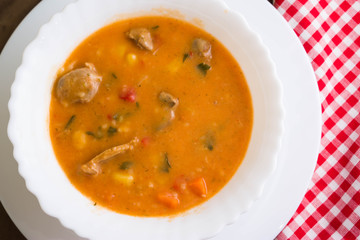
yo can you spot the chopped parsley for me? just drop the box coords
[120,161,134,170]
[64,115,76,129]
[183,53,189,62]
[107,126,117,136]
[161,152,171,173]
[197,63,211,76]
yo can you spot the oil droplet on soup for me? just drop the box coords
[49,16,253,216]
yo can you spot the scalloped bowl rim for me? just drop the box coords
[7,0,284,239]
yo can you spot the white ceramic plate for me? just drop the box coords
[0,0,321,239]
[7,0,283,239]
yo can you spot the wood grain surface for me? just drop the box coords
[0,1,41,239]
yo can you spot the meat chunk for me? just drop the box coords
[56,63,102,105]
[159,91,179,109]
[126,28,154,51]
[81,137,139,175]
[156,91,179,131]
[192,38,212,60]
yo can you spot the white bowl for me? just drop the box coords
[8,0,284,239]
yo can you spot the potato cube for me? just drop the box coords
[113,172,134,186]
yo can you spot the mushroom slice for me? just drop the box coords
[56,63,102,105]
[126,28,154,51]
[81,137,139,175]
[192,38,212,60]
[158,91,179,109]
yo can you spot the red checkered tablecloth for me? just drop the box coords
[274,0,360,239]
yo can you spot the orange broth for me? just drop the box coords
[49,16,253,216]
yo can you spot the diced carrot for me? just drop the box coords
[173,175,187,193]
[157,191,180,208]
[189,177,207,198]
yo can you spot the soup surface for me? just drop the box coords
[49,16,253,216]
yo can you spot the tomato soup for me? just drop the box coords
[49,16,253,216]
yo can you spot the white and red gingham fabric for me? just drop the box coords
[274,0,360,239]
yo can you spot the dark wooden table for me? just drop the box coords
[0,1,41,239]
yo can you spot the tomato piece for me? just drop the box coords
[189,177,207,198]
[119,87,136,102]
[173,175,187,193]
[157,191,180,208]
[141,137,150,146]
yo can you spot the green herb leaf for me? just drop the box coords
[86,131,96,137]
[183,53,189,62]
[86,126,105,139]
[120,161,134,170]
[197,63,211,76]
[107,126,117,136]
[86,131,103,139]
[111,72,117,79]
[112,113,120,121]
[151,25,159,30]
[161,152,171,173]
[136,102,140,109]
[113,111,132,122]
[64,115,76,129]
